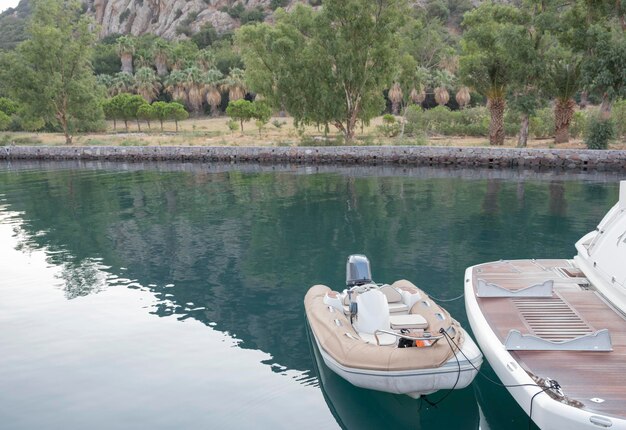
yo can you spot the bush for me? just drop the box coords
[270,0,289,10]
[227,119,239,133]
[0,111,10,131]
[403,105,527,138]
[585,116,615,149]
[570,111,587,139]
[377,114,400,137]
[221,4,245,19]
[613,99,626,138]
[240,7,266,24]
[529,107,554,139]
[0,97,19,116]
[382,114,396,124]
[119,9,130,24]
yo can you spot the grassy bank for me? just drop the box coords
[1,114,622,150]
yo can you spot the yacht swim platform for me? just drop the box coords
[465,182,626,430]
[467,258,626,423]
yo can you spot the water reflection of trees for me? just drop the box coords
[0,167,619,374]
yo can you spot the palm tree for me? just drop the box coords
[409,67,429,106]
[221,68,247,102]
[96,74,115,97]
[455,86,471,109]
[388,82,403,115]
[116,35,136,74]
[548,57,581,144]
[164,70,188,106]
[196,49,216,72]
[151,39,171,77]
[205,68,224,116]
[110,72,136,95]
[432,70,454,106]
[182,66,207,113]
[134,54,152,70]
[410,86,426,105]
[135,67,162,102]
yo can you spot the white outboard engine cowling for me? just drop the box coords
[354,289,390,335]
[346,254,372,286]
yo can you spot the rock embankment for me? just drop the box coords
[1,146,625,171]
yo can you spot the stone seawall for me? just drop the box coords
[1,146,625,171]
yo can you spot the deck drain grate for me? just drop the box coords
[512,296,594,342]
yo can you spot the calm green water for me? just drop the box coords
[0,161,620,430]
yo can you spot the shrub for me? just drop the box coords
[529,107,554,139]
[272,119,285,128]
[613,99,626,138]
[222,4,245,19]
[585,116,615,149]
[119,9,130,23]
[0,97,19,116]
[0,111,10,131]
[240,7,266,24]
[377,114,400,137]
[569,111,587,139]
[403,105,533,138]
[382,114,396,124]
[270,0,289,10]
[227,119,239,133]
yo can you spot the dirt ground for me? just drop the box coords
[1,115,623,149]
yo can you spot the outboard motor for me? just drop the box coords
[346,254,373,287]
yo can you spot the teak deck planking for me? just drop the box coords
[472,259,626,418]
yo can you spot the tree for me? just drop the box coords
[221,67,247,102]
[182,66,207,113]
[102,97,121,130]
[226,99,255,133]
[0,111,10,131]
[137,103,156,130]
[152,101,169,131]
[459,4,527,145]
[117,35,136,74]
[165,102,188,132]
[110,72,136,96]
[134,67,162,103]
[109,93,145,131]
[388,83,403,115]
[237,0,408,142]
[3,0,104,144]
[164,70,188,105]
[205,68,224,116]
[195,48,216,71]
[431,69,455,106]
[151,39,170,77]
[544,49,581,143]
[252,101,272,136]
[0,97,19,116]
[192,23,219,49]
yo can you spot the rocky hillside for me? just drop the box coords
[0,0,30,50]
[87,0,265,38]
[1,0,467,47]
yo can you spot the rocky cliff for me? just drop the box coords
[1,0,446,46]
[86,0,304,39]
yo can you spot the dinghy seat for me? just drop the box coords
[380,285,409,314]
[389,314,428,330]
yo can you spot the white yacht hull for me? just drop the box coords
[464,266,626,430]
[311,326,482,398]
